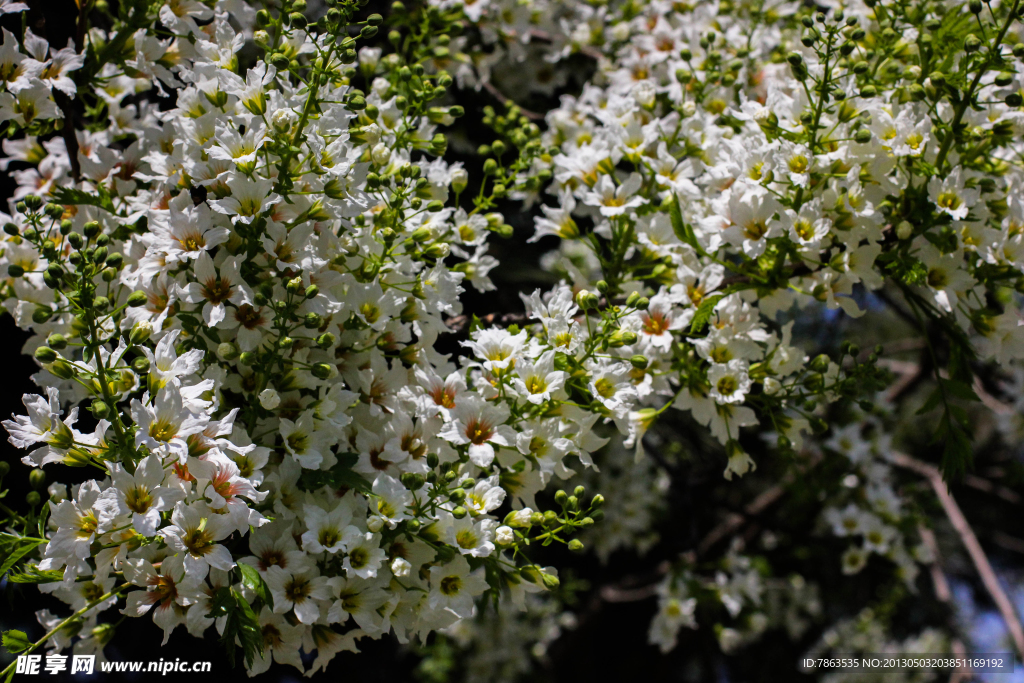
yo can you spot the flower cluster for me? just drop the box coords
[2,0,1024,678]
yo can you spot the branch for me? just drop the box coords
[480,81,543,121]
[444,311,533,334]
[918,525,972,683]
[891,451,1024,661]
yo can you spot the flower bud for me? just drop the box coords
[29,468,46,490]
[568,539,585,553]
[26,491,41,506]
[896,221,913,240]
[575,290,599,310]
[259,388,281,410]
[371,142,391,167]
[130,321,153,345]
[34,346,58,363]
[608,330,638,348]
[126,290,147,307]
[400,472,425,491]
[211,341,238,362]
[391,557,411,577]
[451,506,468,519]
[495,525,514,545]
[50,359,75,379]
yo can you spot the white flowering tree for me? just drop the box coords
[1,0,1024,679]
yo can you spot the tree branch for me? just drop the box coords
[892,451,1024,661]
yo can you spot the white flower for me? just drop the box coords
[159,502,235,580]
[708,360,752,405]
[265,565,331,624]
[209,172,281,223]
[108,455,183,536]
[428,556,489,618]
[370,474,412,528]
[0,79,60,126]
[439,398,515,467]
[340,528,386,579]
[300,502,353,554]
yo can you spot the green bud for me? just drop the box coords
[451,506,468,519]
[239,351,257,366]
[575,290,599,311]
[7,264,24,277]
[311,362,332,379]
[809,353,830,373]
[964,34,981,52]
[23,195,43,211]
[591,494,605,509]
[568,539,585,553]
[304,284,319,300]
[32,306,53,324]
[608,330,638,348]
[132,356,151,374]
[400,472,424,491]
[50,359,75,379]
[217,342,240,361]
[554,489,567,505]
[34,346,58,363]
[630,355,649,370]
[126,290,148,307]
[315,332,336,349]
[29,468,46,490]
[90,400,109,418]
[1006,93,1023,108]
[83,221,100,237]
[46,333,67,350]
[26,491,41,507]
[130,321,153,345]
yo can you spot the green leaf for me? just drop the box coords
[298,452,372,494]
[49,186,115,213]
[668,193,706,256]
[7,566,64,584]
[2,629,31,655]
[0,535,45,578]
[689,294,725,334]
[208,587,264,669]
[939,378,979,403]
[239,562,274,611]
[915,387,943,416]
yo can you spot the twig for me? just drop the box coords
[963,474,1022,505]
[525,29,605,61]
[918,525,972,683]
[892,451,1024,661]
[480,81,543,121]
[444,311,533,334]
